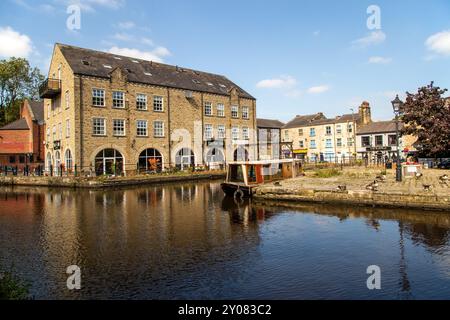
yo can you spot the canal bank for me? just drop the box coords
[254,168,450,211]
[0,171,226,189]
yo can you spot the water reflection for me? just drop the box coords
[1,183,450,299]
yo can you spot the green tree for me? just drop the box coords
[401,82,450,157]
[0,57,45,126]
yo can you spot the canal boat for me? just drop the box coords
[221,159,302,198]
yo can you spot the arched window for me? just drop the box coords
[95,149,124,176]
[175,148,195,170]
[206,148,225,164]
[138,148,163,172]
[233,147,249,161]
[65,149,73,171]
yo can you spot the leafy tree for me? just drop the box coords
[401,82,450,158]
[0,57,45,126]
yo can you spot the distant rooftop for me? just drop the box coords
[357,121,403,135]
[0,118,29,130]
[283,112,361,129]
[257,118,285,129]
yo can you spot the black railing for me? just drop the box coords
[39,78,61,99]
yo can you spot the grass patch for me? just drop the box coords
[314,168,342,178]
[0,268,30,300]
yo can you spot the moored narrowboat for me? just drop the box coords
[221,159,302,198]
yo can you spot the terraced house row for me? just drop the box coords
[41,44,257,175]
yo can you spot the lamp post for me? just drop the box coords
[391,95,403,182]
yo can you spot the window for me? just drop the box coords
[137,120,148,137]
[66,119,70,138]
[242,127,249,140]
[232,126,239,140]
[47,103,50,119]
[326,139,333,148]
[298,129,303,136]
[52,126,56,141]
[336,125,342,135]
[217,104,225,117]
[19,155,25,164]
[374,135,383,146]
[113,119,125,136]
[310,140,317,149]
[217,125,226,139]
[284,131,289,141]
[347,138,354,147]
[93,118,106,136]
[299,140,304,148]
[310,128,316,137]
[326,126,332,135]
[65,90,70,109]
[242,107,249,119]
[136,94,147,110]
[113,91,125,108]
[204,102,213,116]
[153,121,164,137]
[46,128,50,143]
[337,138,343,147]
[231,105,239,118]
[204,124,213,140]
[362,136,371,147]
[153,96,163,112]
[92,89,105,107]
[9,156,15,164]
[58,123,62,140]
[388,135,397,146]
[65,149,73,170]
[348,123,353,133]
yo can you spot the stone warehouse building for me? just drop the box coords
[256,118,284,160]
[41,44,257,175]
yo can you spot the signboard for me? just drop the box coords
[53,140,61,150]
[233,140,249,146]
[293,149,308,155]
[366,146,392,152]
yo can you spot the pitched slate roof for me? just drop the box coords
[283,113,327,129]
[283,112,362,129]
[56,43,255,100]
[0,118,30,130]
[257,118,285,129]
[357,120,404,135]
[28,100,44,122]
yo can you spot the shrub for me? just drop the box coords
[314,168,342,178]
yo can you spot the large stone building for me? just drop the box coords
[281,102,372,162]
[41,44,257,175]
[0,100,45,172]
[256,118,284,160]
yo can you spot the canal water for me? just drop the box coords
[1,181,450,300]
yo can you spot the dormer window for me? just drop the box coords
[192,79,201,84]
[82,60,90,66]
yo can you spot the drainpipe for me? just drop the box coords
[167,88,171,169]
[79,77,83,171]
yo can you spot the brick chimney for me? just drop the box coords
[358,101,372,125]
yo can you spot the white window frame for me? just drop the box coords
[204,102,213,116]
[113,119,126,137]
[112,91,125,109]
[232,126,239,140]
[92,89,105,107]
[231,105,239,118]
[153,121,164,138]
[217,104,225,117]
[65,119,70,138]
[242,127,249,140]
[217,125,226,139]
[242,107,249,119]
[153,96,164,112]
[137,120,148,137]
[204,124,213,140]
[65,90,70,109]
[136,93,148,110]
[93,118,106,136]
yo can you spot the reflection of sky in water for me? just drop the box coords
[0,183,450,300]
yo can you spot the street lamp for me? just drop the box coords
[391,95,403,182]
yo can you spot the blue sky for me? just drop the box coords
[1,0,449,122]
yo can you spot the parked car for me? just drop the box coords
[437,160,450,169]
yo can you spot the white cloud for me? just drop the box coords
[352,31,386,47]
[307,85,330,94]
[118,21,135,30]
[368,56,392,64]
[256,76,297,89]
[0,26,32,58]
[141,37,154,46]
[112,32,135,42]
[107,46,171,63]
[425,30,450,56]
